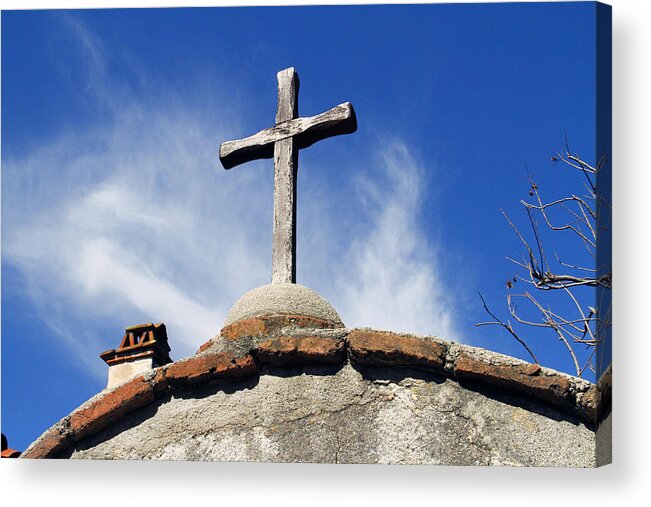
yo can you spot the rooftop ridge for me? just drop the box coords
[21,325,611,459]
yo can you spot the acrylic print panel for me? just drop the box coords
[1,2,611,465]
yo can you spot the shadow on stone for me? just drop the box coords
[456,378,591,429]
[260,363,346,378]
[353,363,447,384]
[175,374,262,399]
[66,398,169,456]
[64,375,265,456]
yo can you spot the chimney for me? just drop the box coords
[100,323,172,389]
[1,433,21,458]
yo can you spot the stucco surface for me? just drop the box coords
[68,363,595,466]
[106,358,154,389]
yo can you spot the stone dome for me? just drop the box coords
[223,283,344,328]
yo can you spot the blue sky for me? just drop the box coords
[2,3,603,450]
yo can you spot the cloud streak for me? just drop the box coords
[334,142,457,338]
[3,17,459,380]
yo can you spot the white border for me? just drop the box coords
[1,0,649,504]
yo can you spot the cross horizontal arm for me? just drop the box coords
[219,102,357,169]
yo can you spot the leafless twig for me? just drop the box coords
[477,145,611,378]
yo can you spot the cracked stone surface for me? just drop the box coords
[67,364,595,466]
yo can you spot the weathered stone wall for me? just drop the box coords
[67,363,595,466]
[23,326,606,466]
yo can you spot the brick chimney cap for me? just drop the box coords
[125,322,164,332]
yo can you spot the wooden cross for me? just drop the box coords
[219,67,357,284]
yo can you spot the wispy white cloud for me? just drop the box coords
[4,101,272,374]
[3,17,459,380]
[300,140,458,339]
[339,142,456,338]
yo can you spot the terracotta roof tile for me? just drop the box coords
[1,434,22,458]
[2,448,22,458]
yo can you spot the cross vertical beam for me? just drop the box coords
[272,68,299,284]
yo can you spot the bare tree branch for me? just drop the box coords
[478,144,611,378]
[476,292,539,364]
